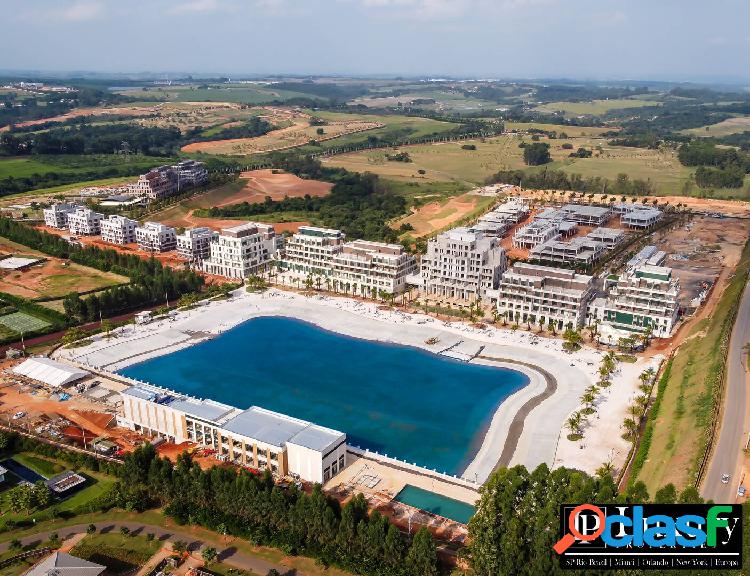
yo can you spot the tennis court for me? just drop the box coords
[0,312,51,333]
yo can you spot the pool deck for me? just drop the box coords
[54,287,654,482]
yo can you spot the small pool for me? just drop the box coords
[394,484,476,524]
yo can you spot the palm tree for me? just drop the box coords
[566,411,583,437]
[596,460,615,479]
[622,418,639,439]
[581,391,596,414]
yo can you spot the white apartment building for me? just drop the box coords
[497,262,595,329]
[136,222,177,252]
[418,227,507,301]
[100,215,138,245]
[130,167,177,201]
[585,227,626,248]
[280,226,346,276]
[530,236,606,266]
[513,219,561,249]
[67,208,104,236]
[621,206,662,229]
[559,204,613,226]
[600,264,680,338]
[490,198,530,223]
[201,222,280,279]
[119,384,347,484]
[331,240,417,296]
[43,203,78,229]
[177,227,218,264]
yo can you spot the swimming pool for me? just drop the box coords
[394,484,476,524]
[120,316,528,474]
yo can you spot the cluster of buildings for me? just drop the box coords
[128,160,208,201]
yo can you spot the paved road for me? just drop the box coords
[702,278,750,502]
[0,521,299,576]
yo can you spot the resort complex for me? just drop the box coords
[201,222,281,279]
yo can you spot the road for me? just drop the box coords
[0,520,300,575]
[701,278,750,502]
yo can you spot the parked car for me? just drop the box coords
[12,411,25,420]
[738,486,745,497]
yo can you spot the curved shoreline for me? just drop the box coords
[58,289,595,481]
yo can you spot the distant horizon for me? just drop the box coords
[2,0,748,85]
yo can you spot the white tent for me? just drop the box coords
[12,357,89,388]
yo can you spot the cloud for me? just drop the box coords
[167,0,221,14]
[20,1,105,23]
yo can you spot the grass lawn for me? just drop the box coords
[633,239,750,493]
[148,179,247,226]
[682,115,750,137]
[71,532,160,574]
[12,454,65,477]
[0,155,172,181]
[0,176,138,205]
[533,98,657,116]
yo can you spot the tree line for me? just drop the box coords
[678,141,749,189]
[487,168,655,196]
[117,444,439,576]
[0,218,204,321]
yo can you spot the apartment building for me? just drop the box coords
[176,227,218,264]
[43,203,78,229]
[512,219,561,249]
[280,226,346,276]
[496,262,595,329]
[202,222,280,279]
[585,227,626,248]
[418,227,507,301]
[130,167,177,201]
[119,384,347,484]
[331,240,417,296]
[530,236,606,266]
[559,204,613,226]
[100,215,138,245]
[491,197,530,223]
[67,207,104,236]
[174,160,208,188]
[136,222,177,252]
[601,264,680,338]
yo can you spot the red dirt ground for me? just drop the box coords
[221,169,333,205]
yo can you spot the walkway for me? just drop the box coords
[0,521,302,576]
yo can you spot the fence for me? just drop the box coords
[0,547,52,569]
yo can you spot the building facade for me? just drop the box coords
[418,228,507,301]
[529,236,606,266]
[331,240,417,296]
[100,215,138,245]
[130,167,176,201]
[512,219,560,249]
[201,222,280,279]
[67,208,104,236]
[280,226,346,276]
[119,384,347,484]
[136,222,177,252]
[601,264,680,337]
[496,262,595,329]
[43,203,78,229]
[174,160,208,189]
[176,227,218,264]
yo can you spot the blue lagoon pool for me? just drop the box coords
[120,316,528,474]
[394,484,476,524]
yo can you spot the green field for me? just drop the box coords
[327,129,750,198]
[633,240,750,493]
[682,115,750,137]
[0,154,172,180]
[533,98,658,116]
[0,312,51,332]
[115,83,319,104]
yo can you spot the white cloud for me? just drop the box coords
[167,0,221,14]
[20,1,105,23]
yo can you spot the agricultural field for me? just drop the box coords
[0,154,169,181]
[682,115,750,137]
[348,90,500,112]
[114,82,319,104]
[532,98,657,116]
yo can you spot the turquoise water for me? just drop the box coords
[120,316,528,474]
[394,484,476,524]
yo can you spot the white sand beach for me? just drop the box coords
[55,288,653,481]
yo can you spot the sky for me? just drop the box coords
[2,0,749,82]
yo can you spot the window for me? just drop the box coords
[339,455,345,470]
[324,467,331,482]
[332,460,338,475]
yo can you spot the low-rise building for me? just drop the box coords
[585,227,626,248]
[513,219,560,249]
[174,159,208,189]
[621,206,662,229]
[100,215,138,245]
[530,236,606,266]
[43,203,78,229]
[177,227,218,264]
[601,264,680,338]
[332,240,417,296]
[136,222,177,252]
[202,222,280,279]
[67,207,103,236]
[130,167,177,201]
[280,226,346,276]
[119,384,347,483]
[418,227,507,301]
[559,204,613,225]
[496,262,595,329]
